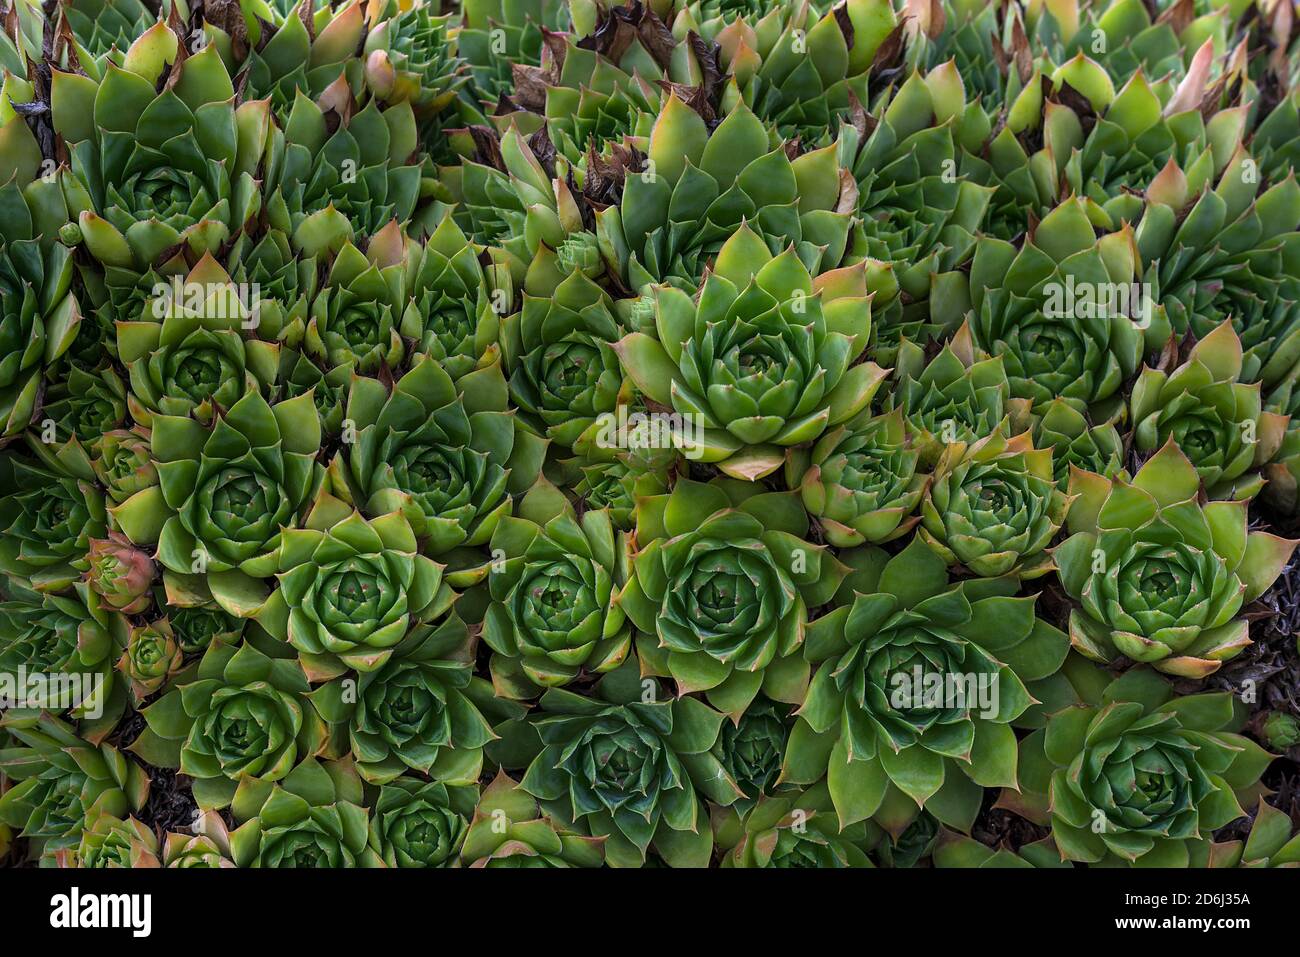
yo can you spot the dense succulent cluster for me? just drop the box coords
[5,0,1300,873]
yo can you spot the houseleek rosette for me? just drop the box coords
[70,812,160,868]
[116,254,280,427]
[711,696,792,810]
[787,407,929,547]
[307,613,510,785]
[228,0,365,121]
[305,230,407,374]
[51,32,264,268]
[0,580,128,737]
[840,63,993,351]
[363,0,468,117]
[366,776,477,867]
[502,269,629,452]
[619,478,848,717]
[116,618,183,704]
[265,84,424,247]
[229,758,377,867]
[1014,668,1273,865]
[461,771,605,867]
[334,355,546,556]
[84,531,154,615]
[970,54,1245,237]
[247,491,457,679]
[886,337,1029,468]
[1032,399,1125,489]
[138,389,325,592]
[712,782,880,868]
[0,440,107,593]
[483,480,633,697]
[723,0,889,143]
[1130,321,1288,500]
[0,180,82,440]
[88,427,157,505]
[962,197,1146,417]
[617,235,883,480]
[1135,158,1300,390]
[134,639,326,810]
[0,712,148,863]
[597,96,854,291]
[407,215,506,381]
[41,365,129,449]
[783,537,1069,833]
[516,660,742,867]
[919,431,1070,578]
[163,810,236,868]
[1054,439,1298,677]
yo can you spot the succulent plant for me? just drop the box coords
[1130,321,1288,500]
[918,431,1069,578]
[117,618,183,704]
[1055,440,1297,677]
[69,811,160,868]
[783,536,1069,834]
[1206,799,1300,867]
[483,479,633,696]
[617,236,883,479]
[134,639,326,810]
[461,770,605,867]
[515,659,742,866]
[229,757,377,867]
[308,612,509,785]
[332,355,545,556]
[712,781,881,867]
[163,810,236,868]
[0,712,149,863]
[1014,668,1273,865]
[366,775,477,867]
[598,96,854,292]
[620,477,848,716]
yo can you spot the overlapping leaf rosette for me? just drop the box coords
[307,612,512,786]
[711,781,881,867]
[1012,668,1273,865]
[460,770,606,867]
[116,254,281,426]
[1130,321,1287,499]
[1031,398,1126,488]
[366,775,477,867]
[228,757,377,867]
[1054,440,1298,677]
[502,269,630,452]
[239,490,458,679]
[617,231,884,480]
[716,0,900,143]
[620,478,848,717]
[969,53,1245,237]
[482,478,633,697]
[918,430,1069,578]
[123,389,324,598]
[1134,159,1300,390]
[161,809,236,868]
[839,63,993,354]
[363,0,468,118]
[0,176,83,441]
[330,355,546,559]
[133,638,327,810]
[783,537,1070,836]
[598,96,855,291]
[786,407,928,547]
[0,712,148,864]
[885,336,1029,468]
[458,0,568,101]
[960,197,1147,418]
[510,659,742,867]
[52,31,264,268]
